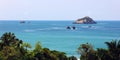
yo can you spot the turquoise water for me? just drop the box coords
[0,20,120,57]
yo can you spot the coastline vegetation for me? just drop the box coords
[0,32,77,60]
[77,40,120,60]
[0,32,120,60]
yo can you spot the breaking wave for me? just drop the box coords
[24,29,35,32]
[24,27,65,32]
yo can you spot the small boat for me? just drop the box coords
[20,21,25,23]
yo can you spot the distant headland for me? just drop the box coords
[73,16,97,24]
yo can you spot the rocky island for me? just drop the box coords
[73,16,97,24]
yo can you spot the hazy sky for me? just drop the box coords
[0,0,120,20]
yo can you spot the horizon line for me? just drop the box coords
[0,19,120,21]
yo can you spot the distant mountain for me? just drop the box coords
[73,16,97,24]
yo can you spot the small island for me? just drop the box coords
[73,16,97,24]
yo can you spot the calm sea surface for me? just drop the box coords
[0,20,120,58]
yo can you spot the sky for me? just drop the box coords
[0,0,120,21]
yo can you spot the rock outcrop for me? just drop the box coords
[73,16,97,24]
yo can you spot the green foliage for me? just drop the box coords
[0,32,24,60]
[97,48,111,60]
[22,42,32,51]
[96,40,120,60]
[78,40,120,60]
[0,46,20,60]
[0,32,75,60]
[104,40,120,60]
[51,50,68,60]
[68,56,77,60]
[34,48,69,60]
[33,41,42,54]
[0,32,22,50]
[77,43,97,60]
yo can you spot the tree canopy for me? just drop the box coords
[0,32,77,60]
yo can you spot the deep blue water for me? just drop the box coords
[0,20,120,58]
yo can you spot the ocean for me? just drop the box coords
[0,20,120,58]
